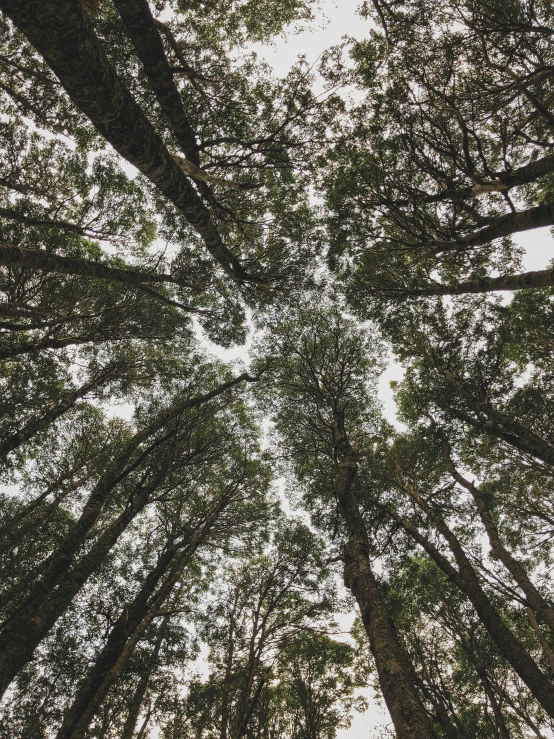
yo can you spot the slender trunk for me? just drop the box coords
[120,629,165,739]
[0,364,119,461]
[55,546,178,739]
[384,493,554,718]
[233,676,267,739]
[220,597,239,739]
[0,473,163,694]
[333,417,438,739]
[0,0,256,283]
[0,373,253,695]
[398,267,554,298]
[446,458,554,631]
[527,609,554,673]
[56,507,224,739]
[135,710,152,739]
[0,471,93,551]
[424,346,554,467]
[469,658,511,739]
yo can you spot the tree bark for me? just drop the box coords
[445,456,554,632]
[395,268,554,298]
[0,241,178,287]
[422,345,554,468]
[55,546,177,739]
[332,416,438,739]
[119,630,164,739]
[0,0,258,284]
[0,373,254,696]
[56,502,227,739]
[429,202,554,255]
[111,0,199,165]
[383,490,554,718]
[0,363,120,461]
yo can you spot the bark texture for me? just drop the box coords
[0,0,258,283]
[332,416,438,739]
[0,373,254,695]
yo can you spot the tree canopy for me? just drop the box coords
[1,1,554,738]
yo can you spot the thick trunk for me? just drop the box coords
[112,0,199,164]
[0,241,177,286]
[0,333,125,360]
[447,459,554,631]
[0,373,253,695]
[430,202,554,255]
[332,417,438,739]
[0,364,119,461]
[339,490,437,738]
[0,0,255,283]
[401,268,554,297]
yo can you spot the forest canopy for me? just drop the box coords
[1,0,554,738]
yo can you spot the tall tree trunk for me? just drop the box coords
[0,242,179,286]
[0,373,254,695]
[55,546,178,739]
[111,0,199,165]
[397,267,554,298]
[332,416,438,739]
[429,202,554,255]
[120,628,165,739]
[382,493,554,718]
[421,343,554,467]
[0,0,258,284]
[0,472,164,695]
[56,504,226,739]
[468,656,511,739]
[445,454,554,631]
[0,362,121,461]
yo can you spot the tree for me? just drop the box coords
[254,301,440,739]
[324,0,554,311]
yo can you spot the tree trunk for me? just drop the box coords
[112,0,199,165]
[386,490,554,718]
[56,505,225,739]
[55,546,177,739]
[0,363,120,461]
[0,0,257,284]
[446,457,554,631]
[399,268,554,298]
[423,346,554,467]
[332,416,438,739]
[0,373,253,695]
[429,202,554,255]
[0,241,178,286]
[120,628,165,739]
